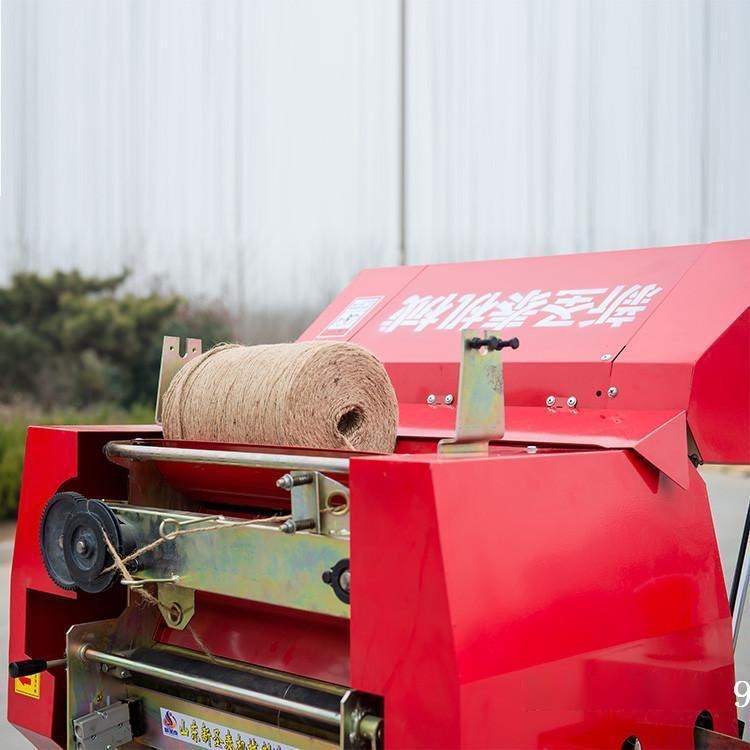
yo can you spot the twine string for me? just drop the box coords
[99,512,290,661]
[161,342,398,453]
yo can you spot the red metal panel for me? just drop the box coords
[350,448,737,749]
[300,240,750,465]
[7,425,159,748]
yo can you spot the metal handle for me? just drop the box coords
[105,441,350,474]
[79,646,341,727]
[9,657,66,678]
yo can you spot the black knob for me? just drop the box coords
[9,659,51,679]
[467,336,519,352]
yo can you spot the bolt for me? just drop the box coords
[322,569,333,585]
[75,539,89,555]
[607,386,618,398]
[276,472,314,490]
[339,569,351,593]
[100,664,110,673]
[600,353,613,361]
[444,394,454,405]
[426,394,436,405]
[566,396,577,408]
[280,518,316,534]
[545,395,556,407]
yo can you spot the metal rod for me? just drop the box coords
[80,646,341,727]
[105,441,350,474]
[730,500,750,614]
[733,548,750,652]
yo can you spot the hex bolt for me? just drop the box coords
[545,395,556,407]
[566,396,577,408]
[607,386,618,398]
[426,394,436,405]
[280,518,316,534]
[444,394,454,405]
[75,539,88,555]
[276,472,314,491]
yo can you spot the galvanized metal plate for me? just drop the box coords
[439,328,506,453]
[115,506,351,619]
[67,607,159,749]
[155,336,203,423]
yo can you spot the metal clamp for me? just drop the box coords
[438,329,517,455]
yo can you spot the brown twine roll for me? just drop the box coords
[162,341,398,453]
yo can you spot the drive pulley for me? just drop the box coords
[40,492,137,593]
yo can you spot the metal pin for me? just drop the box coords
[279,518,316,534]
[158,516,223,540]
[276,472,314,491]
[121,575,180,587]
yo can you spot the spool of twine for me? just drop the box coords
[161,342,398,453]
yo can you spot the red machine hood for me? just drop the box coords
[299,240,750,486]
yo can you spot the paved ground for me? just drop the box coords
[1,470,749,747]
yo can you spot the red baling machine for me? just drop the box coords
[7,241,750,749]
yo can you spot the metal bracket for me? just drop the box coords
[72,700,133,750]
[278,471,350,536]
[157,582,196,631]
[438,329,514,455]
[155,335,203,424]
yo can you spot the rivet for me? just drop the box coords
[545,395,556,407]
[426,394,436,405]
[444,394,454,405]
[607,386,618,398]
[600,353,613,361]
[527,445,538,454]
[566,396,577,408]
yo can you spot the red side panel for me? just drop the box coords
[7,425,159,748]
[350,449,737,749]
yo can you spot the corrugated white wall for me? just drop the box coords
[1,0,749,325]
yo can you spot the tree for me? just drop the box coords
[0,269,234,408]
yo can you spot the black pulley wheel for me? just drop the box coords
[62,499,124,593]
[39,491,86,590]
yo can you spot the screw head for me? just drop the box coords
[444,394,454,405]
[566,396,577,408]
[426,394,436,405]
[607,386,618,398]
[600,353,613,361]
[339,569,351,593]
[545,395,556,407]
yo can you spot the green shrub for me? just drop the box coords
[0,404,155,519]
[0,269,236,518]
[0,269,235,408]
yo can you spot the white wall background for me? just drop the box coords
[1,0,749,329]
